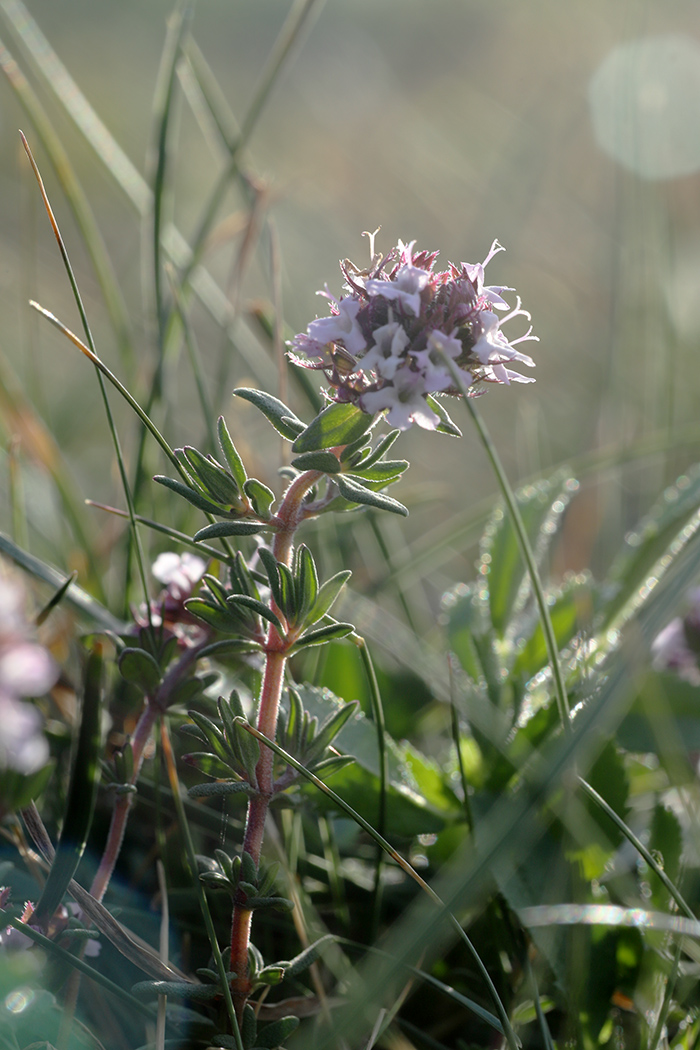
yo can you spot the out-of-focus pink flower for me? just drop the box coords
[152,552,206,602]
[290,235,537,430]
[0,571,57,775]
[651,588,700,685]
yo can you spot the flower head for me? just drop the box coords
[290,235,537,430]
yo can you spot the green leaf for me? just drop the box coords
[281,934,335,977]
[512,575,593,679]
[182,446,243,507]
[350,428,400,467]
[217,416,247,490]
[304,700,360,764]
[181,752,237,780]
[292,622,355,650]
[227,594,283,632]
[425,394,462,437]
[286,684,455,835]
[603,464,700,628]
[194,521,267,541]
[306,570,352,626]
[243,478,276,520]
[153,474,224,515]
[185,598,241,633]
[335,475,408,516]
[131,980,221,1001]
[118,647,161,693]
[254,1016,300,1048]
[292,401,374,453]
[290,450,342,473]
[234,388,306,439]
[349,458,409,483]
[294,544,318,625]
[648,803,683,907]
[482,472,577,637]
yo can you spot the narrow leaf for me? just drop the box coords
[243,477,276,519]
[217,415,247,489]
[290,450,341,473]
[306,570,352,626]
[234,387,306,439]
[194,521,267,541]
[153,474,224,515]
[425,394,462,437]
[335,475,408,516]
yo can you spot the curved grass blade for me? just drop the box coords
[33,645,103,927]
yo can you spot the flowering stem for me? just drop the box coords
[229,469,320,1017]
[439,350,571,733]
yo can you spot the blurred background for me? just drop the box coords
[1,0,700,610]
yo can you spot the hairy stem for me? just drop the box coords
[229,469,320,1016]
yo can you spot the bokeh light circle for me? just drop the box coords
[588,34,700,179]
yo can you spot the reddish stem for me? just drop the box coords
[229,470,320,1016]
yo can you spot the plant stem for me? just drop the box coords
[228,469,320,1016]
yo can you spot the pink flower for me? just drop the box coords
[290,236,537,430]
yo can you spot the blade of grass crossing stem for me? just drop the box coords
[237,721,519,1050]
[0,38,133,368]
[32,645,103,928]
[354,635,387,939]
[21,134,154,621]
[578,777,696,920]
[159,719,243,1050]
[440,354,570,731]
[179,0,325,295]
